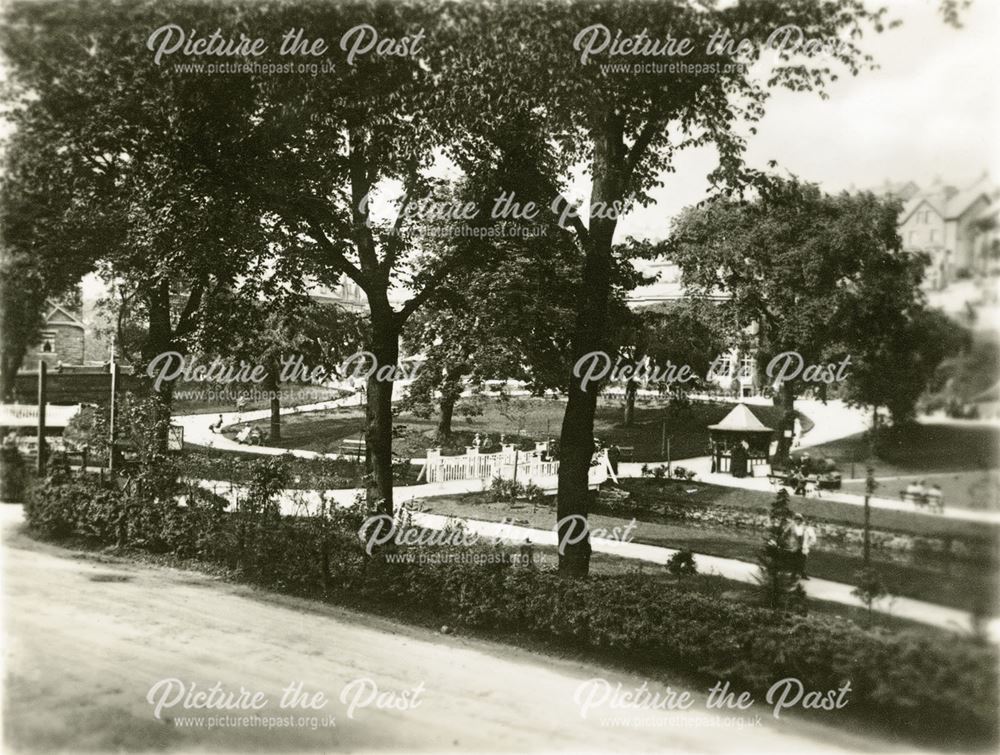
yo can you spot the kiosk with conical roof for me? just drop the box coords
[708,404,774,478]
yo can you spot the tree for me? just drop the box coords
[399,117,584,440]
[668,181,908,465]
[0,129,102,399]
[197,2,541,516]
[454,1,888,575]
[615,298,725,427]
[200,292,365,442]
[2,0,275,444]
[845,304,969,432]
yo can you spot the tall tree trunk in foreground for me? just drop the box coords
[365,297,399,516]
[556,112,622,577]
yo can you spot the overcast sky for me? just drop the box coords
[616,0,999,241]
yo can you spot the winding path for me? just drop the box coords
[173,396,999,640]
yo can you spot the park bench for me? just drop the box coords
[617,446,635,462]
[769,472,818,493]
[900,490,944,513]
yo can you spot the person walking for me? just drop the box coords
[793,468,807,496]
[789,513,816,579]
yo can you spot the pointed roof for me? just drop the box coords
[44,300,85,329]
[708,404,773,433]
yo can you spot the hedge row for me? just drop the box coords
[24,467,998,747]
[179,449,421,489]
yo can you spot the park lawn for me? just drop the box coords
[414,491,998,614]
[234,395,810,462]
[805,423,999,475]
[841,469,1000,511]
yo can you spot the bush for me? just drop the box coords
[671,465,697,481]
[1,443,27,502]
[179,449,422,488]
[666,548,698,578]
[489,476,523,503]
[23,463,999,747]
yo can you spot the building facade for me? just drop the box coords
[885,174,996,290]
[22,301,86,369]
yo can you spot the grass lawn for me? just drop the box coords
[415,492,999,615]
[841,469,1000,511]
[806,424,999,475]
[234,395,811,462]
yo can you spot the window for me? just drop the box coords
[40,331,56,354]
[908,231,917,245]
[712,355,733,379]
[929,229,937,243]
[739,355,754,378]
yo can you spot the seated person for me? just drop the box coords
[904,480,925,502]
[926,483,944,509]
[208,414,224,434]
[235,426,254,444]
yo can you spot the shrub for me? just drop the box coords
[666,548,698,578]
[671,465,697,481]
[522,483,545,504]
[852,567,889,627]
[489,476,524,503]
[0,443,27,502]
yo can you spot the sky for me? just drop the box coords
[615,0,999,241]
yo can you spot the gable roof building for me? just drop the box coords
[895,174,996,289]
[22,300,87,369]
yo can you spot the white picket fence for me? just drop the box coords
[418,443,612,493]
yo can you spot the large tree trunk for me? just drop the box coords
[142,281,176,452]
[0,350,25,403]
[772,382,796,467]
[365,300,399,516]
[556,112,621,578]
[437,393,456,439]
[623,378,637,427]
[264,362,281,443]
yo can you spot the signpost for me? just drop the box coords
[36,361,47,473]
[109,348,119,474]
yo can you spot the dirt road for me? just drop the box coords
[2,505,896,753]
